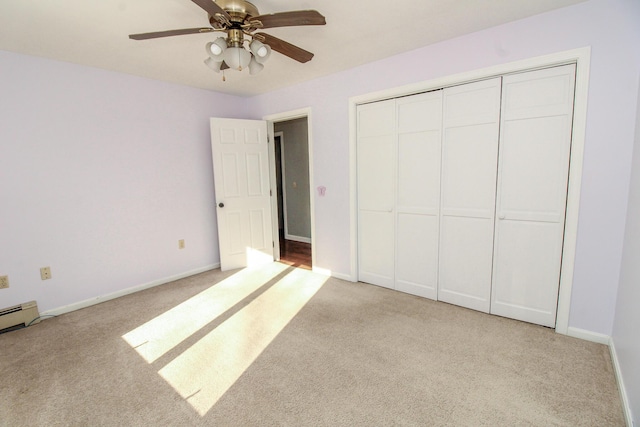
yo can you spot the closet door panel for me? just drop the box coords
[359,211,395,288]
[491,64,576,327]
[357,100,396,288]
[441,124,500,216]
[395,91,442,299]
[397,131,440,214]
[397,93,443,132]
[396,213,439,298]
[497,116,572,221]
[358,136,395,211]
[492,220,564,320]
[358,100,396,137]
[439,216,496,312]
[438,78,501,313]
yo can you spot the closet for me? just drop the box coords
[356,64,576,327]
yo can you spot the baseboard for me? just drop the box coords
[609,337,634,427]
[566,326,610,345]
[284,234,311,244]
[42,263,220,317]
[331,271,354,281]
[566,328,632,426]
[310,266,355,282]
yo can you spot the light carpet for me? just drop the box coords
[0,265,625,426]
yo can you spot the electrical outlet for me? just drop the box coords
[0,275,9,289]
[40,267,52,280]
[178,239,185,249]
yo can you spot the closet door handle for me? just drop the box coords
[218,202,225,208]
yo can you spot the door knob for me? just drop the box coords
[218,202,224,208]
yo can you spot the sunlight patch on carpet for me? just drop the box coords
[158,267,327,416]
[122,262,289,363]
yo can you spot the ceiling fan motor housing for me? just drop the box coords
[209,0,259,26]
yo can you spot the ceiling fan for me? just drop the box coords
[129,0,326,76]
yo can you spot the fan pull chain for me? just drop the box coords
[222,70,226,82]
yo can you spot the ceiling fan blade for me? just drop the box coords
[129,27,212,40]
[221,61,230,70]
[254,33,314,63]
[191,0,231,21]
[250,10,326,29]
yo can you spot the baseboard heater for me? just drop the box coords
[0,301,40,332]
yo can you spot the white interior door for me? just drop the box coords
[210,118,274,271]
[437,78,502,313]
[491,65,576,327]
[357,100,396,289]
[395,91,443,299]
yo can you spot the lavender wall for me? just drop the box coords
[1,0,638,339]
[612,76,640,425]
[247,0,640,336]
[0,51,247,312]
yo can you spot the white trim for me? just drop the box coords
[330,271,354,281]
[348,94,359,283]
[285,234,311,244]
[554,48,591,335]
[264,108,316,270]
[566,326,610,345]
[349,47,591,335]
[311,266,352,282]
[266,121,279,260]
[275,131,288,250]
[278,131,291,241]
[609,337,634,427]
[42,264,220,317]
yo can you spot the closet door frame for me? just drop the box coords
[349,47,591,335]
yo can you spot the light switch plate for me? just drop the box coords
[0,275,8,289]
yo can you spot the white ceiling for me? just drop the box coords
[0,0,585,97]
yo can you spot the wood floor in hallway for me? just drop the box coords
[279,239,311,270]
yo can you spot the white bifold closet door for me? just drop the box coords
[395,92,443,299]
[357,99,396,289]
[356,64,576,328]
[490,64,576,327]
[357,91,443,298]
[438,78,502,312]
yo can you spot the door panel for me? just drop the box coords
[439,216,496,312]
[357,136,395,212]
[397,131,440,214]
[491,64,576,327]
[357,100,396,288]
[492,220,564,318]
[211,118,273,271]
[497,116,572,220]
[359,211,395,288]
[438,78,502,313]
[395,91,443,299]
[396,213,439,298]
[440,124,501,217]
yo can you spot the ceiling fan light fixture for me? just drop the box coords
[204,57,223,73]
[224,46,252,71]
[248,57,264,75]
[206,37,227,60]
[249,40,271,64]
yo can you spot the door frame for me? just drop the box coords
[264,108,316,269]
[348,47,591,335]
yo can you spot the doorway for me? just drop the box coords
[273,117,312,269]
